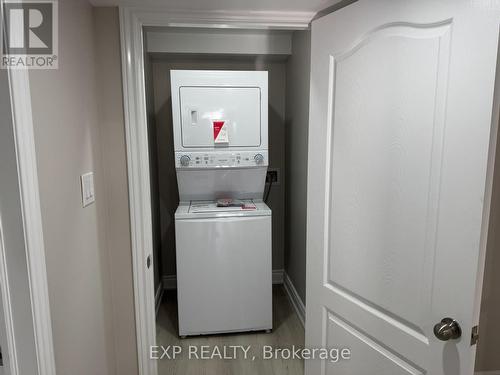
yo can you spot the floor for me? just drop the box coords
[156,285,305,375]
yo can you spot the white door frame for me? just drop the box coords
[0,203,18,375]
[118,6,311,375]
[5,69,56,374]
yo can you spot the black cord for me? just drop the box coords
[264,179,273,203]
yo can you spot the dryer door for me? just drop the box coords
[179,87,261,148]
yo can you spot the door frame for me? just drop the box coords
[4,69,57,373]
[118,6,311,375]
[0,218,18,375]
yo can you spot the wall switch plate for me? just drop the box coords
[81,172,95,207]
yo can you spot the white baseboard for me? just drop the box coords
[283,272,305,327]
[273,269,284,284]
[163,275,177,290]
[475,371,500,375]
[163,269,285,291]
[155,281,164,316]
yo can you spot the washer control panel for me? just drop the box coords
[175,151,268,168]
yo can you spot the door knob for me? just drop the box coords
[433,318,462,341]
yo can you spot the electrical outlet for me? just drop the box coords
[266,169,279,184]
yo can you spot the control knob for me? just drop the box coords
[254,154,264,165]
[180,155,191,167]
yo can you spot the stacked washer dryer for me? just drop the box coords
[171,70,272,337]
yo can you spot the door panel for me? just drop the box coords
[328,23,450,337]
[326,311,424,375]
[306,1,500,374]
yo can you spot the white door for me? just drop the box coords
[305,1,500,374]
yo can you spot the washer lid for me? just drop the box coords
[175,200,271,219]
[189,199,258,213]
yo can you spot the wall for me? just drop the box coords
[29,2,137,375]
[284,30,311,304]
[93,7,139,375]
[476,101,500,371]
[146,27,292,55]
[148,55,287,278]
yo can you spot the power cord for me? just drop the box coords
[264,178,273,203]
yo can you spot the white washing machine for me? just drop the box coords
[170,70,272,336]
[175,201,272,336]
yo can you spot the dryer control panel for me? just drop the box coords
[175,151,268,169]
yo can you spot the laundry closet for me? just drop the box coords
[143,24,310,354]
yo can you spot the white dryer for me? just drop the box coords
[170,70,272,336]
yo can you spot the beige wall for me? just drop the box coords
[284,30,311,304]
[476,118,500,371]
[93,7,139,375]
[148,56,287,277]
[29,3,137,375]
